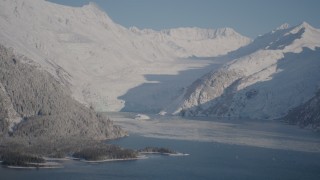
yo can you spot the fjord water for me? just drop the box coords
[1,135,320,180]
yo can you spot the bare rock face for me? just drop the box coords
[284,91,320,130]
[0,44,126,140]
[178,69,244,116]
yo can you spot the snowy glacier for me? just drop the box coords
[0,0,250,112]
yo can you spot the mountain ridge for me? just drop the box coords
[0,0,250,112]
[169,22,320,121]
[2,0,318,126]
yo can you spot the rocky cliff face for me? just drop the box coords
[0,44,125,140]
[284,91,320,129]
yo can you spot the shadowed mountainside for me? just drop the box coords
[284,90,320,129]
[0,44,125,140]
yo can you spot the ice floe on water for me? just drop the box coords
[107,112,320,153]
[134,114,151,120]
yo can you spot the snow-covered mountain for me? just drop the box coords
[0,44,125,140]
[3,0,318,123]
[170,22,320,120]
[0,0,250,112]
[129,26,250,58]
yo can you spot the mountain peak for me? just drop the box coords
[276,23,290,30]
[287,21,317,36]
[161,27,247,41]
[300,21,311,27]
[219,27,240,36]
[81,2,105,14]
[83,2,100,10]
[296,21,314,30]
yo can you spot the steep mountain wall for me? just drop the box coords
[171,23,320,120]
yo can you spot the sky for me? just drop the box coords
[47,0,320,38]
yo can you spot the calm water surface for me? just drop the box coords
[1,135,320,180]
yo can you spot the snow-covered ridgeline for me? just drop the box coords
[0,0,250,111]
[170,22,320,120]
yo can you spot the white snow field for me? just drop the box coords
[0,0,250,112]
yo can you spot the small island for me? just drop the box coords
[0,151,62,169]
[0,139,142,168]
[72,144,141,162]
[0,141,188,168]
[138,147,189,156]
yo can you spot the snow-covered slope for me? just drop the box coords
[0,0,250,112]
[130,26,250,58]
[171,22,320,119]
